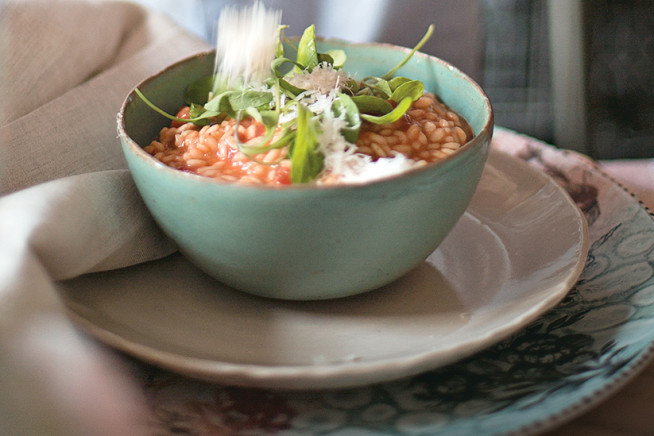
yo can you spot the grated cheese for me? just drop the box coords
[214,1,281,86]
[316,102,423,185]
[336,154,424,184]
[288,62,349,94]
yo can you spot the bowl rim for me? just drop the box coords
[117,41,494,192]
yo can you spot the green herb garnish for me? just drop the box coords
[290,104,323,183]
[135,24,433,183]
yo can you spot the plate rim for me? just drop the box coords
[60,148,589,390]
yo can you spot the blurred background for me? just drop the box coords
[132,0,654,160]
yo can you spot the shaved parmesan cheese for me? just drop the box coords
[288,63,349,94]
[316,109,423,185]
[214,1,281,85]
[278,88,337,124]
[338,154,424,184]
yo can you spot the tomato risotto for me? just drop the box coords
[138,20,474,185]
[144,92,472,185]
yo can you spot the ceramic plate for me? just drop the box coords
[58,148,588,390]
[120,130,654,436]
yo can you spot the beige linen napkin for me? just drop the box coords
[0,1,210,434]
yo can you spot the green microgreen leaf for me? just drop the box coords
[188,103,205,119]
[259,109,281,129]
[185,75,215,105]
[135,88,216,124]
[271,56,302,76]
[188,103,221,125]
[354,87,373,97]
[290,104,323,183]
[296,24,319,71]
[275,25,288,58]
[381,24,434,81]
[326,49,346,69]
[239,128,294,159]
[228,90,273,111]
[390,80,424,103]
[332,93,361,142]
[204,91,234,116]
[345,78,361,94]
[373,80,393,99]
[278,77,305,98]
[360,96,413,124]
[243,106,263,123]
[317,52,334,65]
[351,95,393,115]
[388,77,412,91]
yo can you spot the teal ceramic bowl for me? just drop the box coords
[117,40,493,300]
